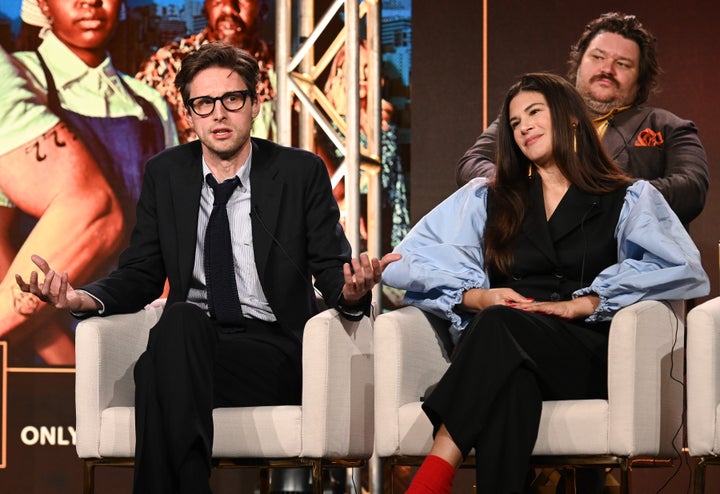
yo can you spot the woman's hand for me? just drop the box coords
[513,295,600,320]
[460,287,534,312]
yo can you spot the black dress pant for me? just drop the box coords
[422,305,610,494]
[132,302,303,494]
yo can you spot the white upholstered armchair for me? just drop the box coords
[687,296,720,493]
[373,300,685,494]
[75,306,374,494]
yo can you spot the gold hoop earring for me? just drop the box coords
[527,164,533,179]
[572,124,578,153]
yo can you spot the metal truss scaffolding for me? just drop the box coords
[275,5,384,487]
[275,0,382,266]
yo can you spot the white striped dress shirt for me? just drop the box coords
[186,151,276,321]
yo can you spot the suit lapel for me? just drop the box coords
[170,142,204,296]
[602,106,648,160]
[521,178,558,266]
[249,140,283,278]
[547,185,602,241]
[520,181,602,265]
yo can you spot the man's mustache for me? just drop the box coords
[214,14,248,32]
[591,73,619,87]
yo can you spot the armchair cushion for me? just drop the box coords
[76,307,374,461]
[374,300,684,459]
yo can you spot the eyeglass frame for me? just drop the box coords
[185,89,252,117]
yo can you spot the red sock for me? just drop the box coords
[406,454,456,494]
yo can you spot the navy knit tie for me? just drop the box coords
[204,174,243,325]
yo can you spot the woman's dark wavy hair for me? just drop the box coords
[485,73,631,275]
[175,41,259,106]
[567,12,660,105]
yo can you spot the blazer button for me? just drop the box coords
[554,272,564,279]
[550,292,561,301]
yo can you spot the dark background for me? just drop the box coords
[411,0,720,302]
[411,2,719,490]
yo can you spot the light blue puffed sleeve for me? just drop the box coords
[573,180,709,321]
[383,178,491,332]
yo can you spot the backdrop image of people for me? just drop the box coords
[0,0,177,365]
[136,0,276,143]
[0,44,124,366]
[0,0,413,359]
[321,39,410,251]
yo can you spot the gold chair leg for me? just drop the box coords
[619,461,630,494]
[694,458,706,494]
[83,460,95,494]
[382,462,395,494]
[259,468,270,494]
[560,467,577,494]
[312,462,323,494]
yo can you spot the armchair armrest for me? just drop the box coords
[607,300,685,457]
[687,296,720,456]
[75,306,163,458]
[301,309,374,458]
[373,306,451,457]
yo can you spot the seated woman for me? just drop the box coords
[382,72,709,494]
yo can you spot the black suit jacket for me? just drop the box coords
[601,106,708,224]
[489,179,628,307]
[82,138,357,341]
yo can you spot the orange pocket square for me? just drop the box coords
[635,128,664,146]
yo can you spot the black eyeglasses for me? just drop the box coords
[186,90,251,117]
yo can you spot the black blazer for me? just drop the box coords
[82,138,354,341]
[489,178,628,306]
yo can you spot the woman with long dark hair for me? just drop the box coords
[382,73,708,493]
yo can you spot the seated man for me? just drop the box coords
[17,42,398,494]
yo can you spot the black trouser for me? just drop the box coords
[422,305,609,494]
[132,302,302,494]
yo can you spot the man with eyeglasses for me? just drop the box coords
[16,41,400,494]
[456,12,709,227]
